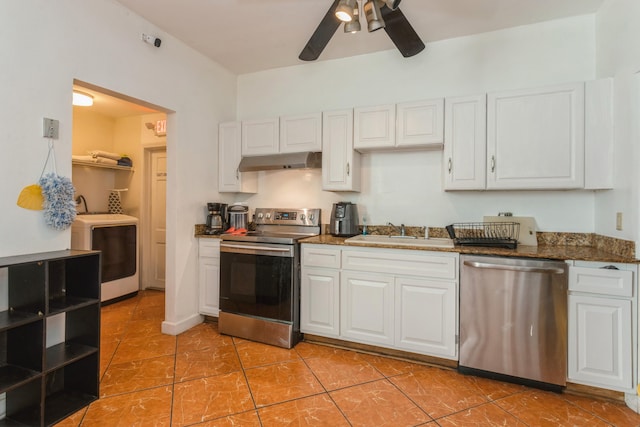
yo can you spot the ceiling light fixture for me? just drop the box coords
[72,91,94,107]
[344,3,361,33]
[364,0,385,32]
[335,0,356,22]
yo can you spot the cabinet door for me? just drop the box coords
[568,294,632,391]
[322,109,361,192]
[301,267,340,338]
[280,113,322,153]
[487,82,585,189]
[443,95,487,190]
[396,99,444,148]
[218,122,257,193]
[395,277,457,359]
[198,240,220,316]
[341,271,394,346]
[353,104,395,151]
[241,117,279,156]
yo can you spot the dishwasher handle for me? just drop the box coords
[463,260,566,275]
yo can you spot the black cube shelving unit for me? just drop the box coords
[0,250,100,427]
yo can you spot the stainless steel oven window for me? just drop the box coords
[91,224,137,282]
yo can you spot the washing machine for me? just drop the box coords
[71,214,139,303]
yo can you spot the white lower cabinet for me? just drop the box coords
[301,244,458,360]
[198,239,220,316]
[300,267,340,338]
[341,271,395,346]
[395,277,457,358]
[568,262,636,392]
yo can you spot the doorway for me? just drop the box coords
[71,79,170,295]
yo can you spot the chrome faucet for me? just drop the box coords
[387,222,406,236]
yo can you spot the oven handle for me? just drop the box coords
[220,242,293,255]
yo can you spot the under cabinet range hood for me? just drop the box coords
[238,152,322,172]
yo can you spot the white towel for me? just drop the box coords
[72,155,95,161]
[89,150,124,161]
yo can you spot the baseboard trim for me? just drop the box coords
[161,313,203,335]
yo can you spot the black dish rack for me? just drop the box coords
[446,222,520,249]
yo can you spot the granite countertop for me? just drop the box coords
[300,234,640,264]
[194,223,638,263]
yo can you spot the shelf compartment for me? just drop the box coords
[6,263,46,316]
[72,159,134,171]
[1,378,42,427]
[0,321,44,393]
[45,342,97,372]
[43,354,99,426]
[0,365,40,393]
[0,310,43,333]
[47,296,99,316]
[47,255,100,314]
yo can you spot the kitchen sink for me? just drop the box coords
[344,235,455,248]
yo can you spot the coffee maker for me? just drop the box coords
[205,202,228,235]
[330,202,359,236]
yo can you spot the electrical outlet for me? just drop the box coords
[616,212,623,231]
[43,118,59,139]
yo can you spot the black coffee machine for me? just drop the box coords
[205,202,228,235]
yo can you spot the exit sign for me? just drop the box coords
[155,119,167,136]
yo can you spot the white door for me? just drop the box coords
[148,149,166,289]
[341,271,394,346]
[443,94,487,190]
[301,267,340,337]
[322,109,360,192]
[395,277,457,359]
[568,294,633,391]
[486,82,585,189]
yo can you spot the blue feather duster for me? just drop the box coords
[39,173,77,230]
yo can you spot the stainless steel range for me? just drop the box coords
[219,208,321,348]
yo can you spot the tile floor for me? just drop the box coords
[55,290,640,426]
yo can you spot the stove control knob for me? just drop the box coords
[308,214,314,221]
[265,213,271,219]
[257,212,263,219]
[300,214,306,221]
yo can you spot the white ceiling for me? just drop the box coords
[114,0,604,75]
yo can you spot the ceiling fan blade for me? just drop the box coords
[299,0,342,61]
[381,6,425,58]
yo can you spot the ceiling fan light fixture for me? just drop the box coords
[364,0,385,32]
[344,4,361,33]
[335,0,356,22]
[383,0,401,10]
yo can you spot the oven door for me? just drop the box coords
[220,241,295,323]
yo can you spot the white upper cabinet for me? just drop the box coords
[585,78,613,190]
[486,82,585,190]
[322,109,361,192]
[241,117,279,156]
[280,113,322,153]
[443,95,487,190]
[218,121,257,193]
[354,104,396,151]
[396,99,444,149]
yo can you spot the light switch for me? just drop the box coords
[616,212,623,231]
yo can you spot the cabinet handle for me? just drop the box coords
[448,158,452,174]
[490,155,495,173]
[346,162,350,176]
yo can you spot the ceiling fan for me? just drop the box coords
[299,0,425,61]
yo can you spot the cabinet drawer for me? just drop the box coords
[342,249,457,280]
[302,245,341,269]
[199,239,220,258]
[569,266,633,297]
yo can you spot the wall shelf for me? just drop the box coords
[72,159,133,172]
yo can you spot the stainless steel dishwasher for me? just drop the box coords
[459,255,569,389]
